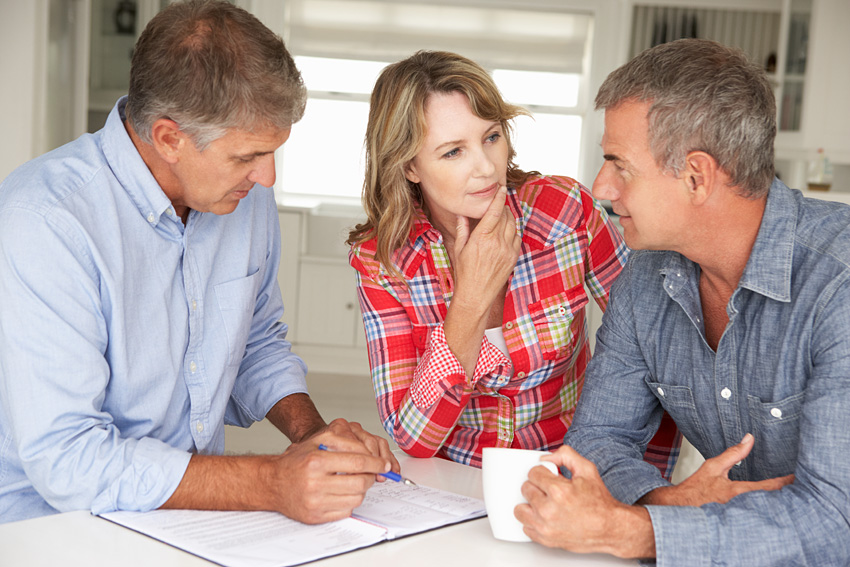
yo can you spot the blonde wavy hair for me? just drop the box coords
[347,50,532,276]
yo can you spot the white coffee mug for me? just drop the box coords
[481,447,559,542]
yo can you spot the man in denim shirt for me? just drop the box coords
[516,39,850,565]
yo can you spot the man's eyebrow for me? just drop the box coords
[233,149,274,160]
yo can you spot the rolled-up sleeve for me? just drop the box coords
[226,194,308,427]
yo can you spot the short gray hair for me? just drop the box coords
[596,39,775,198]
[126,0,306,149]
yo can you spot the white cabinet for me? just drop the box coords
[277,211,302,343]
[295,259,363,348]
[277,208,370,375]
[798,0,850,163]
[775,0,850,189]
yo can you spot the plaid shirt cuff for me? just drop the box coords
[410,325,507,408]
[473,336,510,381]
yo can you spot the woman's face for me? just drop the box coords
[404,91,509,235]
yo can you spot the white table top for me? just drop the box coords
[0,453,635,567]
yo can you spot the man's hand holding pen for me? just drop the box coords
[270,418,400,524]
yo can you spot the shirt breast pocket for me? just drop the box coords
[646,380,708,443]
[747,392,803,479]
[528,286,588,361]
[214,270,262,366]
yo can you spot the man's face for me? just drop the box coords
[592,100,689,251]
[170,125,291,217]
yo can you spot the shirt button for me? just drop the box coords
[505,322,513,330]
[196,422,204,433]
[516,371,526,379]
[147,213,155,223]
[192,300,197,311]
[190,361,197,373]
[166,207,174,216]
[657,387,665,397]
[770,408,783,419]
[721,387,732,399]
[558,306,567,316]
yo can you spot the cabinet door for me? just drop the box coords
[278,211,302,342]
[296,260,359,347]
[802,0,850,162]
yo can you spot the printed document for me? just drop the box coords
[100,481,486,567]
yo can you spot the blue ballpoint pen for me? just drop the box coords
[318,443,416,486]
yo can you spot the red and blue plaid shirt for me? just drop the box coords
[350,176,680,473]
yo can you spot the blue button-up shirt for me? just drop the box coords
[566,179,850,566]
[0,99,307,523]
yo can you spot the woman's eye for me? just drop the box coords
[486,132,501,143]
[443,148,460,159]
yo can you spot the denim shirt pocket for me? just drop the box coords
[646,380,708,444]
[214,269,262,366]
[529,285,589,361]
[746,392,803,479]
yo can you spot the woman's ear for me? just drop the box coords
[404,161,421,184]
[150,118,186,164]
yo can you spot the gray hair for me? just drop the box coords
[596,38,775,198]
[126,0,306,149]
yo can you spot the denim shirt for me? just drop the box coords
[566,179,850,566]
[0,98,307,523]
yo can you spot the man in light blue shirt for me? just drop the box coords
[517,39,850,565]
[0,0,396,525]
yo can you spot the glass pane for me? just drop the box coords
[493,69,579,108]
[277,98,369,199]
[511,113,583,182]
[295,56,389,94]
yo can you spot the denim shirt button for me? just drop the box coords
[721,387,732,399]
[770,407,783,419]
[657,387,665,397]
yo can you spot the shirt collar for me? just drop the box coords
[100,97,175,228]
[737,178,796,302]
[660,178,796,303]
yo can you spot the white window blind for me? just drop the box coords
[286,0,592,73]
[276,0,594,203]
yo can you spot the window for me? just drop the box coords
[275,0,593,204]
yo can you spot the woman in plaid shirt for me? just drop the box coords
[347,51,680,473]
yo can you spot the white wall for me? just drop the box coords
[0,2,46,181]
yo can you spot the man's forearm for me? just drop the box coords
[266,392,327,443]
[161,453,280,511]
[159,394,326,512]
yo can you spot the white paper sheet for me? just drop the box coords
[101,482,485,567]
